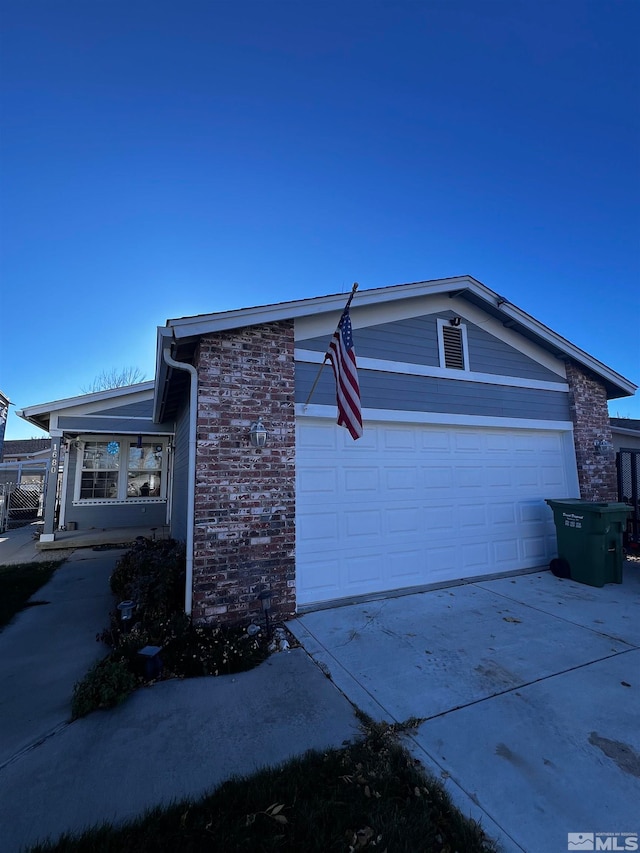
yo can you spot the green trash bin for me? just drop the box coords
[545,499,631,587]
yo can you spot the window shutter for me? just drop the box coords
[442,326,465,369]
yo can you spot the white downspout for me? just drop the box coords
[162,344,197,616]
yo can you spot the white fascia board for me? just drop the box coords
[295,349,569,392]
[16,382,155,421]
[497,302,637,396]
[296,403,574,432]
[610,425,640,438]
[167,276,477,340]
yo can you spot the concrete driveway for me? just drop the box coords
[289,564,640,853]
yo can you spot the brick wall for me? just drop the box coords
[565,361,617,501]
[192,320,296,625]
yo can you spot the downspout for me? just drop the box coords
[162,343,197,616]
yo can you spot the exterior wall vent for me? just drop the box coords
[437,318,469,371]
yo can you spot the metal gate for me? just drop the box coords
[617,449,639,547]
[0,482,44,531]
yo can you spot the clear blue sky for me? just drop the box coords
[1,0,639,440]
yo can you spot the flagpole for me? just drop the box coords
[303,282,359,410]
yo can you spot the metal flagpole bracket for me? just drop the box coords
[303,282,359,410]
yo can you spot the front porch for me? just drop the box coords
[36,525,171,551]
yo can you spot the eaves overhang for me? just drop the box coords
[16,382,156,433]
[155,275,636,415]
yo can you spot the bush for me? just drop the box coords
[110,539,185,624]
[71,658,138,719]
[73,538,271,718]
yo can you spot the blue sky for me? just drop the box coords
[1,0,639,439]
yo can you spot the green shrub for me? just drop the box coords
[71,657,138,719]
[110,539,185,623]
[77,538,270,718]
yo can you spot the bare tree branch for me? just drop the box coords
[81,367,147,393]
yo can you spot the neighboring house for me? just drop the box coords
[17,276,637,622]
[610,418,640,454]
[0,438,52,488]
[2,438,52,462]
[0,390,9,461]
[17,382,175,540]
[611,418,640,547]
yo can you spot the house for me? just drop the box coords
[17,382,174,540]
[0,438,52,489]
[611,418,640,547]
[0,389,8,460]
[17,276,637,622]
[1,438,52,462]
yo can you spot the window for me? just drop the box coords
[75,438,167,503]
[437,318,469,371]
[80,441,120,499]
[126,444,163,498]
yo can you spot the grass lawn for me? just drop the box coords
[0,559,65,630]
[28,720,496,853]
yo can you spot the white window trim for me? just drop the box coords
[437,317,469,371]
[72,436,168,505]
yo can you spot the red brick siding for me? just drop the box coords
[192,320,296,625]
[565,361,617,501]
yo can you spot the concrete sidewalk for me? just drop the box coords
[0,548,361,852]
[0,523,74,566]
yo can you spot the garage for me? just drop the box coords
[296,417,579,607]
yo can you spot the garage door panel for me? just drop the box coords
[493,538,520,565]
[424,545,458,577]
[489,502,518,525]
[461,541,491,571]
[385,467,419,491]
[345,509,383,539]
[422,466,454,489]
[296,419,576,607]
[424,504,457,531]
[346,551,385,587]
[297,511,340,544]
[386,505,421,534]
[298,555,342,598]
[387,548,425,580]
[382,427,417,451]
[344,467,380,492]
[458,504,488,529]
[420,430,452,452]
[455,466,485,489]
[298,467,338,495]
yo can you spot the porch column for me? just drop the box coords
[40,434,61,541]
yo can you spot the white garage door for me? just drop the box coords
[296,418,577,607]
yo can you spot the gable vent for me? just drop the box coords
[442,325,465,369]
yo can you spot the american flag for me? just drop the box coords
[327,306,363,440]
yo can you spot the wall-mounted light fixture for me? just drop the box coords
[594,439,614,456]
[249,418,268,448]
[449,317,462,327]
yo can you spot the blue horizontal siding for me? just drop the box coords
[298,311,560,382]
[58,416,172,434]
[100,399,154,417]
[295,362,570,421]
